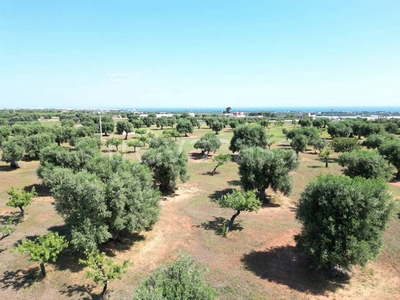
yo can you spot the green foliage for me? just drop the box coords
[210,121,224,134]
[1,135,25,166]
[290,134,308,154]
[14,232,68,277]
[327,122,352,138]
[136,128,147,136]
[310,138,327,153]
[238,147,299,202]
[100,117,114,136]
[378,138,400,178]
[338,150,395,181]
[176,119,194,137]
[25,133,54,160]
[127,139,144,152]
[105,137,123,151]
[215,189,261,212]
[50,159,160,252]
[0,217,17,240]
[6,187,37,215]
[229,124,269,153]
[162,129,181,140]
[298,117,312,127]
[363,134,393,149]
[295,175,394,270]
[331,137,360,153]
[0,125,11,146]
[194,132,221,156]
[80,251,129,298]
[133,252,217,300]
[116,120,134,137]
[211,154,231,175]
[142,143,189,193]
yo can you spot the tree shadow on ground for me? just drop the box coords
[100,233,146,257]
[209,188,235,201]
[307,165,325,169]
[0,212,23,225]
[227,180,241,186]
[188,152,208,161]
[201,171,215,176]
[48,224,70,236]
[0,165,14,172]
[0,267,41,291]
[200,216,243,236]
[241,245,348,295]
[59,283,96,299]
[51,248,86,273]
[24,183,52,197]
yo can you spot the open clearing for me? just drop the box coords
[0,124,399,299]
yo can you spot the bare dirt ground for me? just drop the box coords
[0,148,399,299]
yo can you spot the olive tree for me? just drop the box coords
[331,137,360,153]
[133,252,216,300]
[193,132,221,157]
[229,124,269,153]
[141,142,189,193]
[176,119,193,137]
[238,147,299,203]
[378,139,400,179]
[338,150,395,181]
[295,175,394,271]
[116,121,133,140]
[1,136,25,168]
[44,157,161,252]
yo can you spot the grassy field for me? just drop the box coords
[0,122,399,299]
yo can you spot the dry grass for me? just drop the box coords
[0,124,399,300]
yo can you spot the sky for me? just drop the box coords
[0,0,399,109]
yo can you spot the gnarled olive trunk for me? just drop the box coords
[325,156,329,168]
[11,160,22,168]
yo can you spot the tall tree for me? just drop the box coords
[238,147,299,202]
[295,175,394,270]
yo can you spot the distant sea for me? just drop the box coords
[125,106,400,113]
